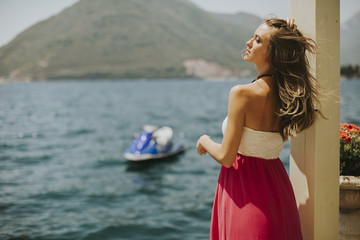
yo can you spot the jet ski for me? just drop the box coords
[124,125,185,161]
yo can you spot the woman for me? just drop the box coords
[196,18,321,240]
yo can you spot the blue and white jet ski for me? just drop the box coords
[124,125,185,161]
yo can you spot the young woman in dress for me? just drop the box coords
[196,18,321,240]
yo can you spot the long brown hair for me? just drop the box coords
[265,18,321,140]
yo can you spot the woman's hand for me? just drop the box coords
[196,135,209,155]
[286,17,297,31]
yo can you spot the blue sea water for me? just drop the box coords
[0,79,359,240]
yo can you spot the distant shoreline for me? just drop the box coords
[1,76,358,84]
[0,77,244,84]
[341,75,360,80]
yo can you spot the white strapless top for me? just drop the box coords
[222,116,285,159]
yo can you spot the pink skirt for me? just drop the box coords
[210,153,303,240]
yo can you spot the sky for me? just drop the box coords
[0,0,359,47]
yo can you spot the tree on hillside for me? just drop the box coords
[341,65,360,78]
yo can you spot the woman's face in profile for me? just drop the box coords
[244,23,272,66]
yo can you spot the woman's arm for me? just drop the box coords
[196,85,251,168]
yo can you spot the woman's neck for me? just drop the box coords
[255,63,272,77]
[254,64,276,89]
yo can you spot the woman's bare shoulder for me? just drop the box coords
[227,84,258,114]
[230,83,259,99]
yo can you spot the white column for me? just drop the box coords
[290,0,340,239]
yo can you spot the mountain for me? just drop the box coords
[212,12,263,35]
[0,0,258,81]
[341,11,360,65]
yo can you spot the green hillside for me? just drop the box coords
[212,12,262,34]
[0,0,256,80]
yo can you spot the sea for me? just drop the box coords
[0,78,359,240]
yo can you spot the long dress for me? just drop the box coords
[210,117,303,240]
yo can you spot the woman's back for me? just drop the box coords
[243,76,281,132]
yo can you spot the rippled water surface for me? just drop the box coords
[0,79,358,240]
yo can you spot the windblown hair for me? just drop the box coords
[264,18,322,140]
